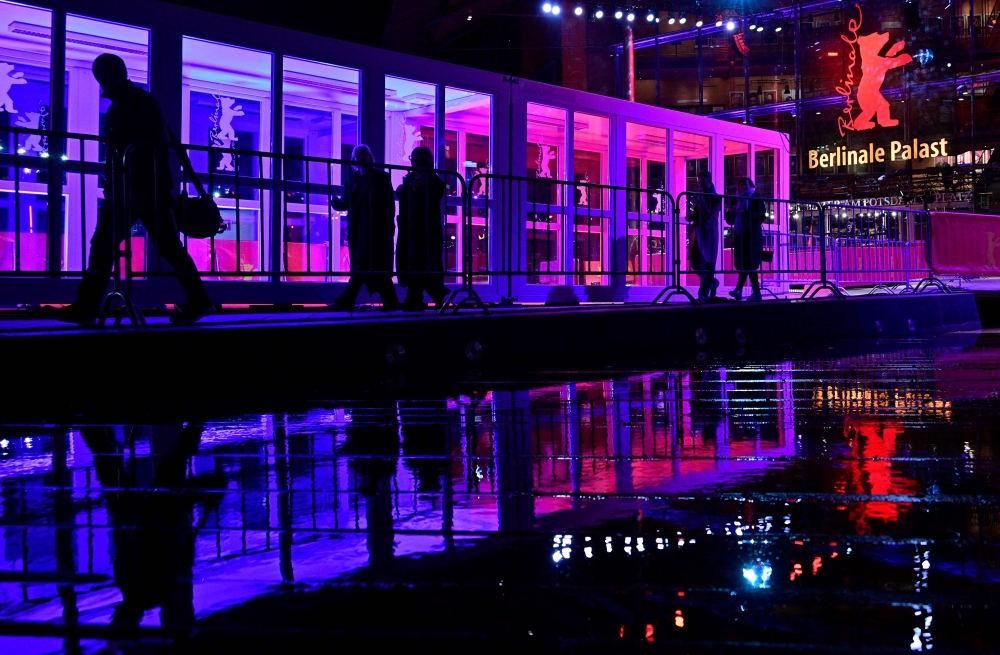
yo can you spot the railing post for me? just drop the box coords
[46,10,67,276]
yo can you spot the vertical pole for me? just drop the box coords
[655,33,661,107]
[743,1,751,125]
[969,0,977,208]
[697,27,704,114]
[625,27,635,102]
[794,1,803,177]
[47,10,67,275]
[270,54,284,284]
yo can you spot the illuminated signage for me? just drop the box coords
[836,3,912,137]
[808,138,948,169]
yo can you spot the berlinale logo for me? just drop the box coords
[836,3,912,137]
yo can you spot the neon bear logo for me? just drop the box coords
[836,4,912,136]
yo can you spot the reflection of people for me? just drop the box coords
[80,423,223,631]
[56,54,214,325]
[396,146,448,311]
[342,404,399,571]
[689,170,721,302]
[726,177,765,302]
[400,400,448,493]
[331,145,400,311]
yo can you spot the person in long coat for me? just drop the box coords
[331,144,399,311]
[688,170,722,302]
[727,176,766,302]
[396,146,448,311]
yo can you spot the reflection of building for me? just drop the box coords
[0,0,785,305]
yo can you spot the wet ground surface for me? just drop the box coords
[1,332,1000,653]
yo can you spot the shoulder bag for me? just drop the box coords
[166,124,227,239]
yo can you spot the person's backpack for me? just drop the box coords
[166,125,227,239]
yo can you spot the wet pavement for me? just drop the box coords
[1,333,1000,653]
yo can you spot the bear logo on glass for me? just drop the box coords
[15,112,44,152]
[0,62,27,114]
[853,32,911,130]
[213,97,244,171]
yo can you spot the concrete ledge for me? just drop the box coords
[0,291,980,416]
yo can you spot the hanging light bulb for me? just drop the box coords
[749,18,757,29]
[626,11,635,21]
[595,7,605,18]
[551,4,561,14]
[667,12,675,24]
[695,15,704,26]
[615,9,624,19]
[647,9,656,21]
[574,5,584,15]
[756,25,764,31]
[679,11,687,23]
[774,24,782,31]
[542,2,553,12]
[726,18,736,30]
[715,14,723,26]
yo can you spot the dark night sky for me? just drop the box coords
[159,0,397,47]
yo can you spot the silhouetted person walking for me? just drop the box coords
[331,144,399,311]
[727,176,765,302]
[688,170,721,302]
[56,53,213,325]
[396,146,448,311]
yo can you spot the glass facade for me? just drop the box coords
[0,0,51,272]
[283,57,359,281]
[526,102,566,284]
[625,122,668,286]
[631,0,997,212]
[182,37,271,279]
[0,0,788,303]
[444,87,490,280]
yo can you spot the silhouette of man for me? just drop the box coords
[56,54,213,325]
[330,145,400,311]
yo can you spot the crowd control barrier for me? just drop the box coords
[928,211,1000,278]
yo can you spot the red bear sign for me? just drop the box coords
[835,4,912,137]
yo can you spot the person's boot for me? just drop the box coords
[331,296,355,312]
[429,285,449,308]
[50,302,100,327]
[402,288,426,312]
[747,291,763,302]
[728,288,743,301]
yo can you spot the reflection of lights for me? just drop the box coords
[674,610,684,628]
[812,556,823,575]
[0,439,8,448]
[636,537,645,552]
[645,623,655,641]
[39,151,50,158]
[742,560,772,588]
[17,147,26,154]
[584,546,592,558]
[552,551,563,562]
[24,437,32,448]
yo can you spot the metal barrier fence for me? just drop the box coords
[823,204,949,294]
[0,124,953,319]
[463,172,676,305]
[674,191,838,300]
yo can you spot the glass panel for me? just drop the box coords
[283,56,358,281]
[181,37,271,280]
[572,111,608,285]
[673,131,710,285]
[384,76,435,190]
[722,141,750,280]
[63,15,149,272]
[444,86,490,282]
[625,122,667,286]
[0,1,51,272]
[526,102,565,284]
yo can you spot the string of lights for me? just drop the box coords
[539,2,786,32]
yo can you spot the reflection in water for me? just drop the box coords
[1,340,999,651]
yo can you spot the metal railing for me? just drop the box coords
[0,124,954,319]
